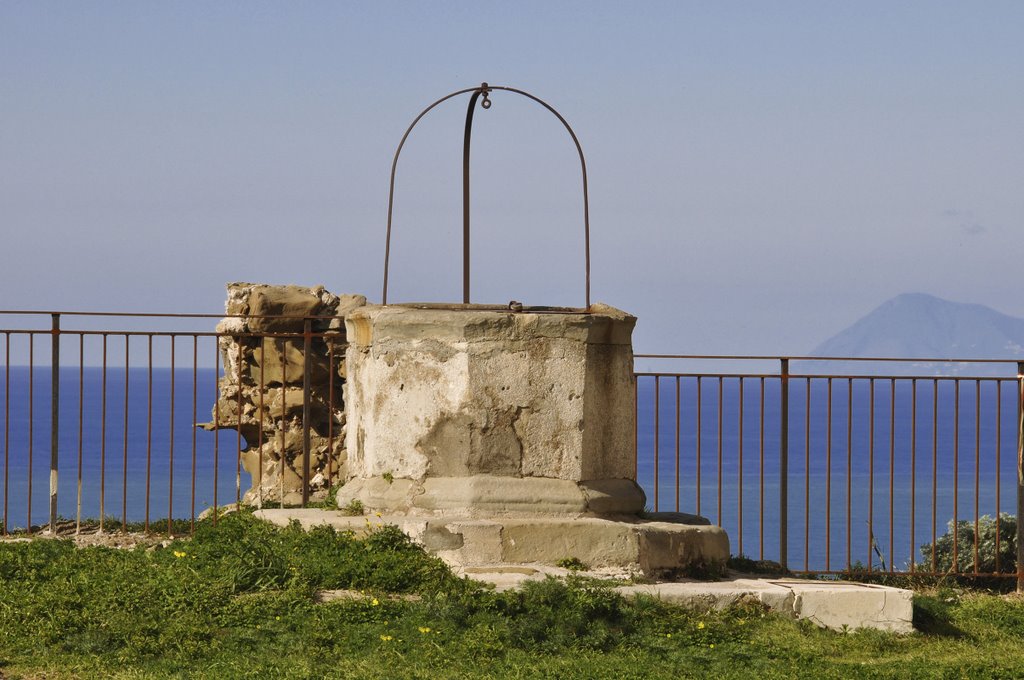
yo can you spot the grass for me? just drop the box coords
[2,514,1024,678]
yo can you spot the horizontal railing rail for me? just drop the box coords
[633,354,1024,587]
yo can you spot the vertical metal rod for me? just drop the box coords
[653,375,660,511]
[804,378,810,572]
[738,376,744,556]
[49,314,60,534]
[910,379,917,573]
[145,334,153,532]
[3,333,9,535]
[868,378,875,571]
[236,335,243,509]
[996,380,1002,573]
[76,335,83,534]
[461,87,485,303]
[826,378,833,571]
[1015,362,1024,592]
[258,337,266,508]
[28,336,33,534]
[190,337,197,533]
[932,378,938,572]
[633,376,638,482]
[953,380,960,573]
[302,320,312,508]
[717,376,723,525]
[122,335,129,532]
[100,335,107,532]
[974,380,980,574]
[675,376,680,513]
[759,377,765,560]
[846,379,852,571]
[212,337,220,524]
[326,338,334,495]
[168,337,175,535]
[279,339,286,506]
[889,379,895,572]
[779,359,789,569]
[696,376,702,515]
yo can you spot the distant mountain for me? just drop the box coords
[808,293,1024,375]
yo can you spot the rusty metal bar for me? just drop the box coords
[212,336,220,524]
[996,379,1002,573]
[100,335,107,532]
[932,378,938,571]
[826,378,833,571]
[168,336,175,535]
[779,359,789,569]
[846,379,852,571]
[302,319,312,508]
[633,375,638,482]
[696,376,702,516]
[191,336,197,532]
[3,332,9,535]
[145,334,153,532]
[122,335,129,532]
[1016,361,1024,592]
[29,334,35,533]
[326,338,334,495]
[974,380,981,575]
[653,375,660,511]
[674,376,680,512]
[804,378,810,572]
[236,335,243,509]
[910,379,917,573]
[954,380,960,573]
[382,84,592,308]
[717,376,723,525]
[738,376,744,556]
[868,378,875,571]
[889,379,895,572]
[49,314,59,534]
[76,334,83,533]
[759,376,765,560]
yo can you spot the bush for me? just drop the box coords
[919,513,1016,574]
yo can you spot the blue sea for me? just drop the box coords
[0,366,1019,573]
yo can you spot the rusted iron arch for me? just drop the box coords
[382,83,592,309]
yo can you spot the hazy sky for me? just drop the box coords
[2,2,1021,354]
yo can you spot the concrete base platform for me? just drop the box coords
[254,508,729,576]
[456,565,914,633]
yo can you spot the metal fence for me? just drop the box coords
[3,311,1023,585]
[634,354,1024,584]
[0,311,345,536]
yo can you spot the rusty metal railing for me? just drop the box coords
[634,354,1024,585]
[0,311,345,536]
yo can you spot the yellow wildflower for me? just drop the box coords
[173,551,186,558]
[418,626,431,634]
[371,598,380,606]
[697,621,705,630]
[379,634,393,642]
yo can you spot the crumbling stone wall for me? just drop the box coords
[205,283,365,505]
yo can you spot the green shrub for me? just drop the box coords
[919,513,1016,574]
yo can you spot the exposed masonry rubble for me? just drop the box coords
[203,283,365,505]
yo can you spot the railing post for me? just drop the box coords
[301,319,312,508]
[779,358,790,570]
[1016,361,1024,592]
[49,313,60,534]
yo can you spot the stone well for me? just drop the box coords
[336,302,729,574]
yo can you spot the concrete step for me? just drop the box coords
[254,508,913,633]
